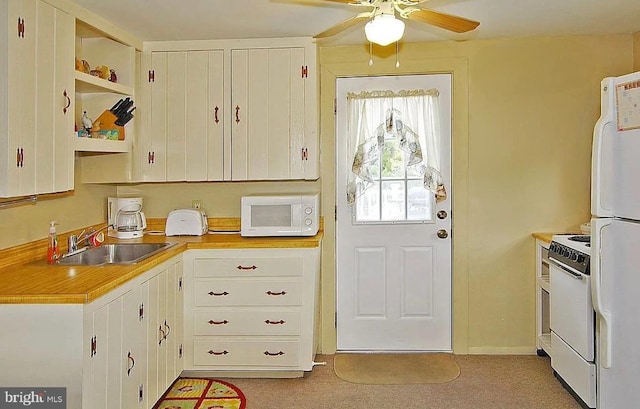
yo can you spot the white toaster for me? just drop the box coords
[165,209,208,236]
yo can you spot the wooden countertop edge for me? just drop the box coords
[531,231,582,243]
[0,232,323,305]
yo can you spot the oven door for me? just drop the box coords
[549,257,595,361]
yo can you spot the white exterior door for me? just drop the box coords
[336,74,452,351]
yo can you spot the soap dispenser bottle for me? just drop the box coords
[47,221,60,264]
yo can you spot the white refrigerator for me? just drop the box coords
[591,71,640,409]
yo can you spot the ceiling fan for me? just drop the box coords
[312,0,480,46]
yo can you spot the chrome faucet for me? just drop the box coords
[66,224,114,256]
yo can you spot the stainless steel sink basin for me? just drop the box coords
[57,243,176,266]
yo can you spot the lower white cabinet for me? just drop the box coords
[83,287,145,409]
[83,255,183,409]
[183,247,321,375]
[0,254,183,409]
[142,258,184,405]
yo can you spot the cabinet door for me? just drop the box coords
[35,0,73,194]
[143,50,224,182]
[186,50,224,181]
[165,259,184,381]
[87,303,109,409]
[143,271,162,404]
[231,47,307,181]
[143,52,168,181]
[1,0,37,197]
[121,287,145,409]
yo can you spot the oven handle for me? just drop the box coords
[548,257,585,279]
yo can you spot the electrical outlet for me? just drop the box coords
[192,200,202,210]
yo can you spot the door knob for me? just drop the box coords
[437,229,448,239]
[437,210,448,220]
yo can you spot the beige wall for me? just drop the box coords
[635,32,640,70]
[114,181,320,219]
[0,158,116,250]
[318,34,633,354]
[0,33,634,355]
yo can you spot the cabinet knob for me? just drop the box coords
[437,210,448,220]
[437,229,449,239]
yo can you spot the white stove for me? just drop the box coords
[549,234,591,275]
[548,233,596,408]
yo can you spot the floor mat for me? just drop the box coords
[334,352,460,385]
[153,377,246,409]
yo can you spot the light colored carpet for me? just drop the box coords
[224,354,584,409]
[334,352,460,384]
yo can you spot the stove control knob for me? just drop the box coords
[571,252,578,261]
[577,254,585,263]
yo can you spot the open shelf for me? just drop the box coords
[75,71,133,95]
[74,136,131,153]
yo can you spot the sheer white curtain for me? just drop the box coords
[345,89,446,206]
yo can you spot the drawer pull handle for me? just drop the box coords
[208,291,229,296]
[208,350,229,356]
[266,291,287,296]
[127,351,135,376]
[236,265,257,270]
[158,325,165,345]
[265,319,286,325]
[264,350,285,356]
[208,320,229,325]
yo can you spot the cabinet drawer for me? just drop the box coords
[193,339,300,367]
[194,279,302,306]
[194,309,301,336]
[193,257,303,278]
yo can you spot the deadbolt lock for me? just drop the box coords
[437,210,448,220]
[437,229,449,239]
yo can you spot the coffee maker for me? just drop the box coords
[107,197,147,239]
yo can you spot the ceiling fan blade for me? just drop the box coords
[407,9,480,33]
[309,0,361,3]
[314,14,368,39]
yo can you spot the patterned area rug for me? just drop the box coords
[153,377,246,409]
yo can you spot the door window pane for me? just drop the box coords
[355,184,380,222]
[381,181,406,220]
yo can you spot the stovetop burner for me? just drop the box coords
[568,235,590,243]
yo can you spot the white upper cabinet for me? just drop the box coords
[231,46,316,181]
[139,50,224,182]
[141,38,318,182]
[0,0,74,198]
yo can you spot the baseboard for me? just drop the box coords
[467,346,537,355]
[180,369,304,378]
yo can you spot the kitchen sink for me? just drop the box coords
[57,243,176,266]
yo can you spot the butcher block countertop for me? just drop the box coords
[531,231,581,244]
[531,232,556,243]
[0,219,323,305]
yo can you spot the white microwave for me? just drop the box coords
[240,194,320,237]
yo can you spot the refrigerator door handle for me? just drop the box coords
[592,217,613,368]
[591,77,616,217]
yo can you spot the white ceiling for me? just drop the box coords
[72,0,640,46]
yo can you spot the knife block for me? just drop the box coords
[92,110,125,140]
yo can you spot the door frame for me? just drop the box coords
[318,56,470,354]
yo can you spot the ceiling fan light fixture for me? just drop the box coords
[365,14,405,46]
